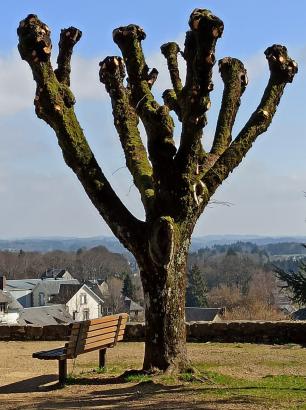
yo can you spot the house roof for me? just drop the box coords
[50,284,82,304]
[291,308,306,321]
[81,284,104,303]
[52,283,104,305]
[84,281,105,300]
[18,304,73,325]
[0,290,23,311]
[34,279,79,297]
[124,297,144,313]
[6,279,41,291]
[40,268,71,280]
[185,307,225,322]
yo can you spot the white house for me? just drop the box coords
[0,290,23,324]
[50,283,104,321]
[66,284,104,321]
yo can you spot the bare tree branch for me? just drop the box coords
[203,45,298,196]
[211,58,248,156]
[160,42,183,94]
[55,27,82,86]
[17,14,145,253]
[176,9,224,172]
[112,25,176,184]
[162,89,182,121]
[99,56,154,213]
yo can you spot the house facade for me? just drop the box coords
[0,290,23,324]
[66,284,104,321]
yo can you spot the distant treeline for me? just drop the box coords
[0,246,131,280]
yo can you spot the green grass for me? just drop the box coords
[123,373,153,383]
[188,371,306,408]
[64,343,306,408]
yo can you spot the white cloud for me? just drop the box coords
[0,51,35,116]
[196,161,306,236]
[70,55,107,101]
[0,51,107,118]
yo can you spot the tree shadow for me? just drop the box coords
[0,375,58,394]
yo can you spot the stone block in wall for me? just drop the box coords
[0,326,11,340]
[42,324,70,341]
[25,326,43,340]
[9,326,26,340]
[124,323,145,341]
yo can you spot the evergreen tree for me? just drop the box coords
[275,262,306,306]
[186,264,208,307]
[122,274,136,300]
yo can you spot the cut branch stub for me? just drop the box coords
[265,44,298,83]
[188,8,224,91]
[113,24,146,44]
[147,68,159,89]
[55,27,82,85]
[18,14,52,65]
[160,42,183,94]
[219,57,248,93]
[99,56,125,95]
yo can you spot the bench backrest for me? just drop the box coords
[65,313,128,358]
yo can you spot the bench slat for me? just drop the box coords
[82,329,125,349]
[76,314,128,328]
[68,322,127,345]
[69,320,119,338]
[66,332,125,357]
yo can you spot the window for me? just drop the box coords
[39,292,45,306]
[72,311,78,321]
[0,303,7,313]
[80,293,87,305]
[83,309,89,321]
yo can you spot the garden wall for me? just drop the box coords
[0,321,306,344]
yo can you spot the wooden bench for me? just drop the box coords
[33,313,128,384]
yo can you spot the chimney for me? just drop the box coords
[0,275,6,290]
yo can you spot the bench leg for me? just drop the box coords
[58,359,67,385]
[99,348,106,368]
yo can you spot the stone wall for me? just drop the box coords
[0,321,305,344]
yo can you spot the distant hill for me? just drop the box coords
[0,236,126,254]
[1,235,306,255]
[190,235,306,251]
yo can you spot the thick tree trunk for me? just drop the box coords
[138,219,191,372]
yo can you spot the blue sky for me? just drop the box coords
[0,1,306,238]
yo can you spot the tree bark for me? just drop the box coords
[139,220,191,372]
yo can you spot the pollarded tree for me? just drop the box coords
[17,9,297,373]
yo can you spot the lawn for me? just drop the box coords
[0,341,305,409]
